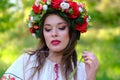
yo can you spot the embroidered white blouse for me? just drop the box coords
[2,53,86,80]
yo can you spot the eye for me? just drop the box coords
[59,26,66,30]
[44,25,52,32]
[58,24,68,30]
[44,28,51,32]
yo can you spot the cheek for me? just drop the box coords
[62,30,69,42]
[43,32,49,43]
[65,33,69,39]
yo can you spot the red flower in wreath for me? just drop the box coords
[29,25,39,33]
[32,4,43,14]
[75,16,88,33]
[51,0,63,9]
[67,1,80,19]
[43,0,47,3]
[30,27,35,33]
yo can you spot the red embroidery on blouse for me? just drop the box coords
[1,75,16,80]
[54,64,59,80]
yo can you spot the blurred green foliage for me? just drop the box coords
[0,0,120,80]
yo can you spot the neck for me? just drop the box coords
[47,51,62,64]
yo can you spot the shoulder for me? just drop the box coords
[2,53,36,80]
[77,62,86,80]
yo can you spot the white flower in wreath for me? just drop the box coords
[79,7,83,12]
[47,0,51,5]
[35,0,40,6]
[32,33,36,37]
[43,5,48,10]
[60,2,70,10]
[86,16,91,22]
[28,23,32,28]
[30,16,34,22]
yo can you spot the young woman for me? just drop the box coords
[1,0,99,80]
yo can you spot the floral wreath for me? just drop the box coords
[28,0,91,39]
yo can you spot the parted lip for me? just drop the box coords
[51,40,61,45]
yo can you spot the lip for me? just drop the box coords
[51,40,61,45]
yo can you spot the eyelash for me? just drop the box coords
[44,26,67,32]
[59,26,66,30]
[44,28,51,32]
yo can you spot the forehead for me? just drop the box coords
[44,14,67,24]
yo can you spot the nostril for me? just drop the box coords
[52,33,58,37]
[51,29,58,37]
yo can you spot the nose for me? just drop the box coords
[52,28,58,37]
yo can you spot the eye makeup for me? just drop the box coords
[43,22,68,32]
[44,28,51,32]
[58,22,68,30]
[58,25,67,30]
[43,25,52,32]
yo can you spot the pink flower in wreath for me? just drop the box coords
[75,16,88,33]
[51,0,63,9]
[79,3,85,8]
[32,4,43,14]
[33,25,39,29]
[67,1,80,19]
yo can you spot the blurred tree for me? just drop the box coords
[0,0,15,32]
[0,0,23,32]
[0,0,120,79]
[96,0,120,25]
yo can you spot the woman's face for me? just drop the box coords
[43,14,69,53]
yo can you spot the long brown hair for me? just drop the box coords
[27,9,80,80]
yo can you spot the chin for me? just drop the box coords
[50,48,64,53]
[52,50,62,53]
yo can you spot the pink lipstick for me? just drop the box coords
[51,40,61,45]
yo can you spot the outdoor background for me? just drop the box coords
[0,0,120,80]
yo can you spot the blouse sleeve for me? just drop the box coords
[1,53,30,80]
[77,62,86,80]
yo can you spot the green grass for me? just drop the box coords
[0,25,120,80]
[76,27,120,80]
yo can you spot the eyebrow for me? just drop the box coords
[43,22,67,27]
